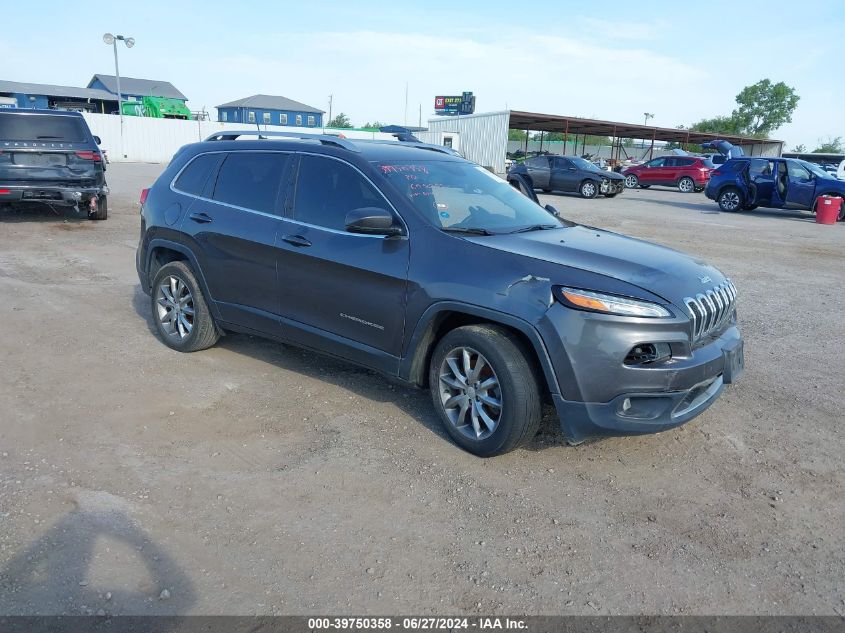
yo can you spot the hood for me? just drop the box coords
[467,225,726,307]
[587,168,623,180]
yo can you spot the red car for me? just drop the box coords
[623,156,714,193]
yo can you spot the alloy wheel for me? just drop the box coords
[438,347,502,440]
[720,191,740,211]
[625,175,639,188]
[155,275,195,339]
[581,182,597,197]
[679,177,695,193]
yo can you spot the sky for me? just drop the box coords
[2,0,843,148]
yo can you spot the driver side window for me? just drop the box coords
[647,158,666,168]
[786,162,811,181]
[293,155,387,231]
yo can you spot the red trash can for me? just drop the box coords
[815,196,842,224]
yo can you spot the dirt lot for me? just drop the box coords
[0,163,843,616]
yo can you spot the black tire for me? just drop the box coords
[718,187,743,212]
[624,174,639,189]
[639,184,651,189]
[150,261,219,352]
[694,187,704,193]
[678,177,695,193]
[605,193,618,198]
[579,180,598,199]
[429,324,542,457]
[89,195,108,220]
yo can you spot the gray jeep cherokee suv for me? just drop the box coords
[136,131,744,456]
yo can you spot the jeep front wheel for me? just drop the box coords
[429,325,542,457]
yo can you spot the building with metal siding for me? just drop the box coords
[418,111,511,174]
[87,74,188,103]
[216,94,324,128]
[0,79,116,112]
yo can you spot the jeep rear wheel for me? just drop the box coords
[151,261,219,352]
[429,325,542,457]
[89,195,108,221]
[718,187,743,212]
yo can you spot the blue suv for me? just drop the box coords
[136,131,743,456]
[705,156,845,219]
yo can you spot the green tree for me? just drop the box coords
[508,129,528,141]
[731,79,799,137]
[689,115,745,136]
[327,113,353,128]
[361,121,385,130]
[790,144,807,153]
[813,137,843,153]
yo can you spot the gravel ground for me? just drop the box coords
[0,163,843,616]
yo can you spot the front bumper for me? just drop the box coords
[0,184,108,206]
[601,179,625,195]
[537,302,743,443]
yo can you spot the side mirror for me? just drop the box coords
[544,204,560,217]
[93,135,102,145]
[345,207,403,236]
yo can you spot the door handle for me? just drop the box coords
[281,234,312,248]
[189,211,213,224]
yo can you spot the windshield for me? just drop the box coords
[800,160,833,179]
[376,160,565,233]
[569,157,598,171]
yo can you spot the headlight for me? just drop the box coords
[555,287,672,318]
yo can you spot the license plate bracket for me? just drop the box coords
[722,339,744,384]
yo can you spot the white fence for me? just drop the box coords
[81,113,396,163]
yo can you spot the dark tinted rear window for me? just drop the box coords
[0,112,87,142]
[174,153,221,196]
[212,152,289,214]
[678,158,696,166]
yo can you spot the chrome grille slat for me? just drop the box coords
[684,279,737,344]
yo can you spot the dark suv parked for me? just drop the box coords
[136,131,743,456]
[509,155,625,198]
[0,109,108,219]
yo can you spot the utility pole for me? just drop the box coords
[642,112,654,149]
[327,94,332,128]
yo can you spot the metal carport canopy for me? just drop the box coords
[508,110,781,146]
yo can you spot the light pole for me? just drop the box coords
[642,112,654,149]
[103,33,135,158]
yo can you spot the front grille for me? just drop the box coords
[684,280,737,343]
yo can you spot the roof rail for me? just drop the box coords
[203,130,361,152]
[367,139,460,157]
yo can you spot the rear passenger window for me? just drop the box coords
[212,152,289,214]
[293,155,385,231]
[174,153,220,196]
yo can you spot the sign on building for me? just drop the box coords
[434,92,475,116]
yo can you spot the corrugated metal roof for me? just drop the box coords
[0,79,115,101]
[88,74,187,101]
[509,111,783,146]
[216,94,324,113]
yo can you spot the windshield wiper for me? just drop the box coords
[441,226,496,236]
[509,223,561,233]
[36,135,65,139]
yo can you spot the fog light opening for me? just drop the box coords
[624,343,672,365]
